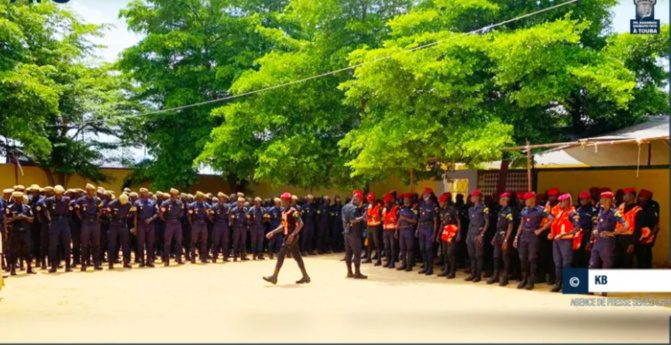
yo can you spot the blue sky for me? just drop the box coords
[66,0,670,63]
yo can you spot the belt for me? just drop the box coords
[522,228,537,233]
[52,215,67,219]
[419,221,433,225]
[83,217,98,222]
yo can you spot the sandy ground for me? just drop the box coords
[0,254,670,343]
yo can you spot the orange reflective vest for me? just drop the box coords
[441,224,459,243]
[382,205,399,231]
[367,204,381,227]
[550,206,578,239]
[542,203,561,227]
[616,203,641,235]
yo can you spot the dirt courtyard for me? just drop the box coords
[1,254,669,343]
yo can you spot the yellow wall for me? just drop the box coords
[537,168,669,265]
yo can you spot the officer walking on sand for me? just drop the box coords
[263,192,310,285]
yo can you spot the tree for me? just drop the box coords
[0,1,136,186]
[339,0,668,180]
[196,0,411,190]
[118,0,291,190]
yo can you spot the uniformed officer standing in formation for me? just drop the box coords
[160,189,185,266]
[107,193,134,269]
[364,192,383,266]
[416,188,438,275]
[229,197,249,261]
[574,191,598,268]
[45,185,73,273]
[76,184,104,271]
[316,195,331,254]
[210,193,230,263]
[381,193,399,269]
[266,197,283,259]
[513,192,553,290]
[465,189,489,282]
[6,191,35,275]
[488,192,512,285]
[590,190,627,269]
[636,189,659,269]
[396,193,418,272]
[135,188,158,267]
[188,192,210,264]
[248,197,267,260]
[547,193,579,292]
[437,192,460,279]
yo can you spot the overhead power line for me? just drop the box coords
[81,0,581,126]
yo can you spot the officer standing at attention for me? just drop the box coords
[210,193,231,263]
[76,184,104,271]
[106,193,135,269]
[45,185,73,273]
[331,196,344,253]
[263,192,310,285]
[248,197,267,260]
[488,192,513,286]
[590,191,627,269]
[342,190,367,279]
[0,188,11,271]
[316,195,331,254]
[512,192,553,290]
[36,186,52,270]
[416,188,438,275]
[396,193,418,272]
[188,191,210,264]
[135,188,158,267]
[230,197,249,261]
[548,193,580,292]
[465,189,489,282]
[267,197,284,259]
[541,188,561,284]
[364,192,383,266]
[99,188,111,262]
[300,195,316,256]
[437,193,460,279]
[615,188,643,268]
[381,193,399,269]
[574,191,598,268]
[160,189,185,266]
[27,185,42,269]
[636,189,659,268]
[69,189,83,267]
[6,191,35,276]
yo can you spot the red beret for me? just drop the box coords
[438,193,450,203]
[600,191,614,198]
[524,191,536,200]
[280,192,292,200]
[622,187,637,194]
[558,193,571,201]
[423,187,433,194]
[547,188,560,197]
[470,189,482,197]
[500,192,511,198]
[639,189,652,198]
[516,191,525,199]
[445,192,452,199]
[383,193,393,203]
[579,191,591,199]
[600,187,612,193]
[353,190,364,201]
[401,192,413,198]
[367,192,375,202]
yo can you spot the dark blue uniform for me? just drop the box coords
[492,206,513,283]
[342,201,365,276]
[70,198,82,265]
[590,207,625,269]
[300,202,316,254]
[517,205,550,286]
[135,198,158,265]
[34,197,50,268]
[6,202,33,273]
[248,205,267,259]
[45,196,72,271]
[438,205,459,277]
[574,204,598,267]
[76,196,103,268]
[466,203,489,280]
[188,201,210,262]
[397,205,418,271]
[417,199,438,274]
[330,202,344,252]
[229,205,249,260]
[317,202,331,254]
[28,194,42,266]
[267,205,283,257]
[107,200,134,267]
[210,202,230,262]
[160,199,185,265]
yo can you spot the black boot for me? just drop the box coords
[296,276,310,284]
[525,275,535,290]
[354,264,367,279]
[65,261,72,272]
[551,277,562,292]
[263,275,278,285]
[425,260,433,275]
[500,272,509,286]
[26,262,36,274]
[487,270,499,284]
[517,273,527,289]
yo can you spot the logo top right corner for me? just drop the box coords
[631,0,661,34]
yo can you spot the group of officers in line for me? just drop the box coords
[0,183,661,292]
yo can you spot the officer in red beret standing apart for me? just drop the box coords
[615,188,643,268]
[488,192,513,286]
[548,193,580,292]
[263,192,310,284]
[513,192,553,290]
[342,190,367,279]
[636,189,659,268]
[590,191,627,270]
[465,189,489,282]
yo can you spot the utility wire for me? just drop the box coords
[81,0,581,126]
